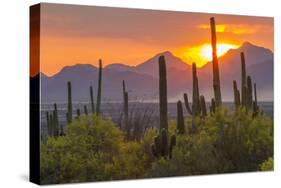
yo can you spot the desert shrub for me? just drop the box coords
[259,157,274,171]
[148,107,273,177]
[40,115,124,184]
[41,107,273,184]
[104,141,150,180]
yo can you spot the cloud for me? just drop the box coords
[197,24,271,34]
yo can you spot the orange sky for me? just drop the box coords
[39,3,273,76]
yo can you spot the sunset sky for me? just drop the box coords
[39,3,273,76]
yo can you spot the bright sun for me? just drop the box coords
[176,43,239,67]
[200,43,238,61]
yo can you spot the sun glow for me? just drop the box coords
[200,43,238,61]
[177,43,239,67]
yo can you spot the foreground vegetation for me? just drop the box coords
[40,107,273,184]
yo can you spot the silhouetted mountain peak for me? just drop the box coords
[105,63,134,72]
[241,41,254,48]
[157,51,173,57]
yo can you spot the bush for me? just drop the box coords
[148,107,273,176]
[40,107,273,184]
[40,115,124,184]
[259,157,274,171]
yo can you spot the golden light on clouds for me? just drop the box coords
[197,24,270,34]
[176,43,239,67]
[198,24,226,32]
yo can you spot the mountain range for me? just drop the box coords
[41,42,273,103]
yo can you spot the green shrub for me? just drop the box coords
[40,115,124,184]
[259,157,274,171]
[40,108,273,184]
[148,107,273,176]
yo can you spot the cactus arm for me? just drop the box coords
[183,93,192,115]
[200,95,207,117]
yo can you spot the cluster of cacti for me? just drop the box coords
[232,52,259,114]
[151,128,176,159]
[46,103,63,137]
[61,59,103,129]
[122,80,129,139]
[96,59,103,115]
[210,17,222,107]
[183,63,207,133]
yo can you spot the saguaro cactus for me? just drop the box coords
[96,59,103,115]
[151,131,176,159]
[76,109,81,118]
[241,52,247,107]
[53,103,59,137]
[122,80,129,139]
[200,95,207,117]
[183,93,192,114]
[159,55,168,130]
[253,83,259,115]
[247,76,253,109]
[84,105,88,115]
[233,80,241,109]
[183,63,201,133]
[67,81,72,124]
[210,98,216,113]
[177,100,185,134]
[169,135,176,159]
[49,114,53,137]
[46,112,50,136]
[158,55,169,158]
[183,63,201,115]
[210,17,222,106]
[89,86,95,114]
[192,63,200,116]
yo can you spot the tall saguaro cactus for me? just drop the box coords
[183,63,201,116]
[177,100,185,134]
[210,17,222,106]
[154,55,169,159]
[122,80,129,139]
[159,55,168,130]
[89,86,95,114]
[183,63,202,133]
[192,63,201,116]
[67,81,72,124]
[241,52,247,106]
[96,59,103,115]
